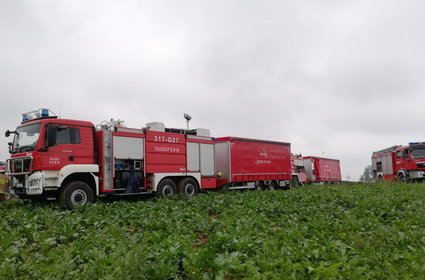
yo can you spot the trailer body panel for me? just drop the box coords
[302,156,342,183]
[215,137,291,184]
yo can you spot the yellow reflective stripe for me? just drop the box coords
[0,180,9,184]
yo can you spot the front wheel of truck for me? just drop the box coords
[60,181,94,209]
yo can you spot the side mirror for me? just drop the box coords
[46,126,57,147]
[5,130,15,137]
[8,142,13,153]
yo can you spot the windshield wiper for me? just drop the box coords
[18,145,34,153]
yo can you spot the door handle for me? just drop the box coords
[69,156,74,161]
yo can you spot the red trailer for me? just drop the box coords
[214,137,292,190]
[302,156,341,184]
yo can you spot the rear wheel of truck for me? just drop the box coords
[60,181,94,209]
[156,179,177,198]
[178,178,199,197]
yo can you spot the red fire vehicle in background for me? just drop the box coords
[291,155,341,184]
[5,109,292,208]
[372,143,425,182]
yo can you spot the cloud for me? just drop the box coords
[1,0,425,180]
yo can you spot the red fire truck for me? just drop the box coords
[5,109,292,208]
[371,143,425,182]
[291,155,341,184]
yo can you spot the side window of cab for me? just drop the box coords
[46,125,80,146]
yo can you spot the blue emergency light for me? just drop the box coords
[21,108,55,123]
[409,142,425,146]
[40,108,49,117]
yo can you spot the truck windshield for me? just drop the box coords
[410,149,425,159]
[12,123,41,154]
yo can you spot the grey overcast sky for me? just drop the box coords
[1,0,425,180]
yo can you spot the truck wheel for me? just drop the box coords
[60,181,94,209]
[156,179,177,198]
[178,178,199,197]
[398,174,407,183]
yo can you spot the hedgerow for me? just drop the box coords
[1,182,424,279]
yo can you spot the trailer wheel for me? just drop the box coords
[60,181,94,209]
[267,181,278,191]
[156,179,177,198]
[256,181,265,191]
[178,178,199,197]
[291,176,300,187]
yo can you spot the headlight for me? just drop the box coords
[29,178,40,187]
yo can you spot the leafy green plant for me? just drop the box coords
[1,182,424,279]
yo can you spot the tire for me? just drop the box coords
[267,181,278,191]
[156,179,177,198]
[256,181,265,191]
[5,193,11,200]
[398,173,407,183]
[178,178,199,197]
[60,181,94,209]
[291,176,300,187]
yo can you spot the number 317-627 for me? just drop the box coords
[153,135,179,143]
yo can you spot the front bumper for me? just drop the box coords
[11,171,44,195]
[409,170,425,179]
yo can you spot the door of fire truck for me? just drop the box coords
[41,124,82,170]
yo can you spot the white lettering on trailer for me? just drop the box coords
[154,147,180,153]
[260,153,268,157]
[256,160,272,164]
[153,136,179,143]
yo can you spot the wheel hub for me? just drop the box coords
[185,183,195,196]
[71,190,87,205]
[163,185,173,196]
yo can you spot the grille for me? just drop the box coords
[417,162,425,169]
[7,157,33,175]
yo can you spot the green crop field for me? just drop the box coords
[1,183,425,279]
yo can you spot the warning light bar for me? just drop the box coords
[21,108,57,123]
[409,142,425,146]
